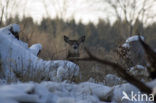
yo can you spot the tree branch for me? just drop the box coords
[69,47,152,95]
[138,35,156,79]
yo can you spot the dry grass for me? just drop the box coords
[20,29,125,83]
[74,47,120,82]
[15,24,148,83]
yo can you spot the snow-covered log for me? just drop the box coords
[0,24,79,82]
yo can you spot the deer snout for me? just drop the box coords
[73,45,78,49]
[72,43,79,50]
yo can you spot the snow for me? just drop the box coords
[0,24,20,33]
[129,65,148,82]
[104,74,123,86]
[0,24,20,38]
[10,24,20,33]
[0,79,7,85]
[0,82,40,103]
[135,65,146,70]
[125,35,144,43]
[130,65,146,71]
[56,65,79,81]
[147,79,156,96]
[112,83,139,103]
[122,43,130,48]
[29,43,42,56]
[147,79,156,88]
[122,35,144,48]
[0,24,79,82]
[0,81,154,103]
[0,81,113,103]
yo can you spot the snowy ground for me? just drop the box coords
[0,24,155,103]
[0,80,155,103]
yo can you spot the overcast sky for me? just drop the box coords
[1,0,156,25]
[26,0,109,24]
[5,0,115,24]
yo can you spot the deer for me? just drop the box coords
[64,35,85,58]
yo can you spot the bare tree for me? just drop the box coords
[42,0,73,20]
[105,0,156,36]
[0,0,21,24]
[42,0,104,21]
[0,0,5,25]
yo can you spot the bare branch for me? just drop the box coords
[105,0,121,21]
[105,0,156,34]
[138,35,156,79]
[69,47,152,95]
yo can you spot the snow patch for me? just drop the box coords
[129,65,148,81]
[112,83,140,102]
[0,83,39,103]
[0,81,153,103]
[29,43,42,56]
[0,24,20,33]
[147,79,156,96]
[122,35,144,48]
[122,43,130,48]
[10,24,20,33]
[126,35,144,43]
[104,74,123,86]
[135,65,146,70]
[0,79,7,85]
[130,65,146,71]
[147,79,156,88]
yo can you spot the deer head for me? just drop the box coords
[64,35,85,58]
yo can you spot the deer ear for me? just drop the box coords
[78,36,85,43]
[64,35,69,43]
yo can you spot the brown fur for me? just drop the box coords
[64,35,85,58]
